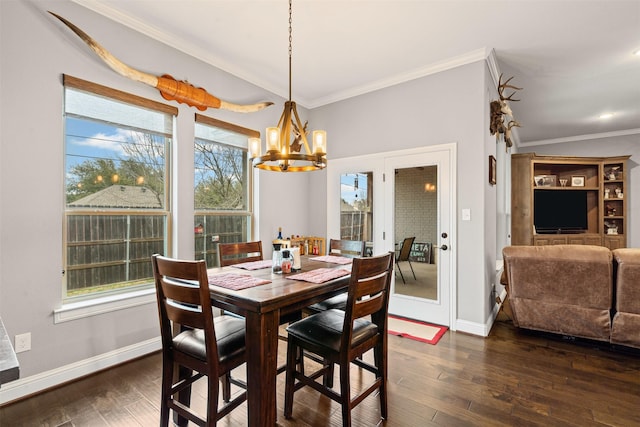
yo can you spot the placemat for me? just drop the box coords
[309,255,354,265]
[208,273,271,290]
[231,259,273,270]
[287,268,350,284]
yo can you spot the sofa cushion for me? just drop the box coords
[503,245,613,342]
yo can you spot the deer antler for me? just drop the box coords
[498,74,523,102]
[504,120,521,148]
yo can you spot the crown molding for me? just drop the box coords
[70,0,284,99]
[518,128,640,147]
[71,2,493,109]
[308,48,491,108]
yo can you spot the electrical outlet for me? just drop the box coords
[15,332,31,353]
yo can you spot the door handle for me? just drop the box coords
[439,244,448,251]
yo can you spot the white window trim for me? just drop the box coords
[54,288,156,323]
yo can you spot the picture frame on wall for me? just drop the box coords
[571,175,585,187]
[489,155,496,185]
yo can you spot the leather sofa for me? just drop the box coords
[501,245,639,349]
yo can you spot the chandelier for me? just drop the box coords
[248,0,327,172]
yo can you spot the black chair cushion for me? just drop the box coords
[286,309,378,353]
[307,293,347,312]
[173,315,245,362]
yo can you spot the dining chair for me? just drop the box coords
[396,236,416,284]
[305,239,366,313]
[283,252,394,427]
[151,254,247,426]
[218,241,263,267]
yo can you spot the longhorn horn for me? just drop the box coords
[49,12,273,113]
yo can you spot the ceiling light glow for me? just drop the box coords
[599,113,614,119]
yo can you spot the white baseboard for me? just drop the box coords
[456,318,491,337]
[455,290,507,338]
[0,337,161,406]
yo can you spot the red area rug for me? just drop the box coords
[388,315,448,345]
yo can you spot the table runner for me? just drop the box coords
[208,273,271,290]
[231,259,273,270]
[309,255,353,265]
[287,268,350,284]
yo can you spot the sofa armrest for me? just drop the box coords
[613,248,640,314]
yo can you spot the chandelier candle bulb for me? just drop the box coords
[313,130,327,154]
[266,127,281,153]
[248,137,261,158]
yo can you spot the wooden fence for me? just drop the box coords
[66,214,166,292]
[67,214,250,292]
[340,211,372,242]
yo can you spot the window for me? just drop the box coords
[340,172,373,251]
[194,114,258,267]
[63,75,176,301]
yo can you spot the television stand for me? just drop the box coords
[532,232,603,246]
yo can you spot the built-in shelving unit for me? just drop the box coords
[511,153,630,249]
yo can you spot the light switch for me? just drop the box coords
[462,208,471,221]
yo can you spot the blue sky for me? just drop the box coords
[65,117,128,176]
[341,172,369,205]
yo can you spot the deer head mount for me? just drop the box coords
[490,74,523,148]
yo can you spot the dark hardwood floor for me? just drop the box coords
[1,321,639,426]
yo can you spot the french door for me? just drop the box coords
[326,144,456,328]
[384,148,454,327]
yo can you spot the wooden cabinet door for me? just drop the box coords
[534,236,567,246]
[604,235,625,250]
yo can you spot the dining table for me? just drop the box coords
[0,317,20,388]
[187,254,354,426]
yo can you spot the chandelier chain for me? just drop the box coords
[248,0,326,172]
[288,0,293,101]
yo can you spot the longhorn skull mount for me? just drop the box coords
[49,11,273,113]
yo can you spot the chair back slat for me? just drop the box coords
[329,239,366,258]
[396,237,415,262]
[219,241,263,266]
[165,304,206,330]
[161,278,202,305]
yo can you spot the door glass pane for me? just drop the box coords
[394,166,438,300]
[340,172,373,256]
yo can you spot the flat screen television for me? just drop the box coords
[534,189,588,234]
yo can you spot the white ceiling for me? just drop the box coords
[73,0,640,145]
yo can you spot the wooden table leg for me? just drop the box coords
[245,310,279,426]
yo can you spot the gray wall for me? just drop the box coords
[519,134,639,247]
[5,0,611,400]
[310,61,499,330]
[0,0,309,381]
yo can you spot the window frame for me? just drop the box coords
[194,114,258,266]
[61,75,176,304]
